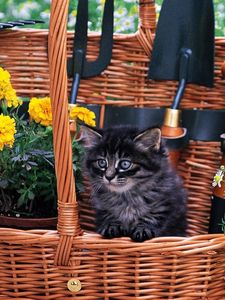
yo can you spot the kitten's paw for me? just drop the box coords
[98,223,123,239]
[131,224,154,242]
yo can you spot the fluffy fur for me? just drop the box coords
[80,125,187,242]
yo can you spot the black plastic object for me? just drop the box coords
[149,0,214,89]
[7,21,25,26]
[67,0,114,104]
[18,20,45,24]
[0,22,14,29]
[0,20,44,29]
[208,195,225,233]
[208,134,225,234]
[171,48,192,109]
[103,106,225,141]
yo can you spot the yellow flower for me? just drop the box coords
[0,67,21,108]
[28,97,53,127]
[4,86,21,107]
[0,67,11,83]
[0,114,16,151]
[69,106,96,127]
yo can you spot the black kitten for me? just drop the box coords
[80,125,187,242]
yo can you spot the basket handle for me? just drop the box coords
[48,0,82,266]
[48,0,156,266]
[137,0,156,57]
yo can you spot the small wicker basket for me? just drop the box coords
[0,0,225,299]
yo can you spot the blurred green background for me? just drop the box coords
[0,0,224,36]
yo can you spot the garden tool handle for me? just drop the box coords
[70,74,80,104]
[162,48,191,137]
[161,49,191,168]
[161,111,186,168]
[172,48,192,109]
[68,0,114,105]
[70,49,84,104]
[161,108,183,136]
[0,22,14,29]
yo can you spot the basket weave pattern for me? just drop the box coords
[0,0,225,299]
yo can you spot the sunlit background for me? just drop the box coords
[0,0,224,36]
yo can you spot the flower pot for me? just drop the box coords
[0,215,57,229]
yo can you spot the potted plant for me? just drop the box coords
[0,67,96,229]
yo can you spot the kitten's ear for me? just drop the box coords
[79,125,102,148]
[133,127,161,151]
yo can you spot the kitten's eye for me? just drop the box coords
[119,160,131,170]
[97,159,107,169]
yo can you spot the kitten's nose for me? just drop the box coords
[105,175,115,182]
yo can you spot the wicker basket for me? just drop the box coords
[0,0,225,299]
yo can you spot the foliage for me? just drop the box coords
[0,111,57,218]
[0,68,95,218]
[220,214,225,234]
[0,0,224,36]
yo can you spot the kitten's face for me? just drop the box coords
[92,152,139,192]
[80,125,163,194]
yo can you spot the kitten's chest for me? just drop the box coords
[113,194,148,224]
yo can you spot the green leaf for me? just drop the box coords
[28,191,35,200]
[17,189,26,194]
[17,193,26,208]
[0,179,8,189]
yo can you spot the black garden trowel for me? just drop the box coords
[148,0,214,167]
[67,0,114,105]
